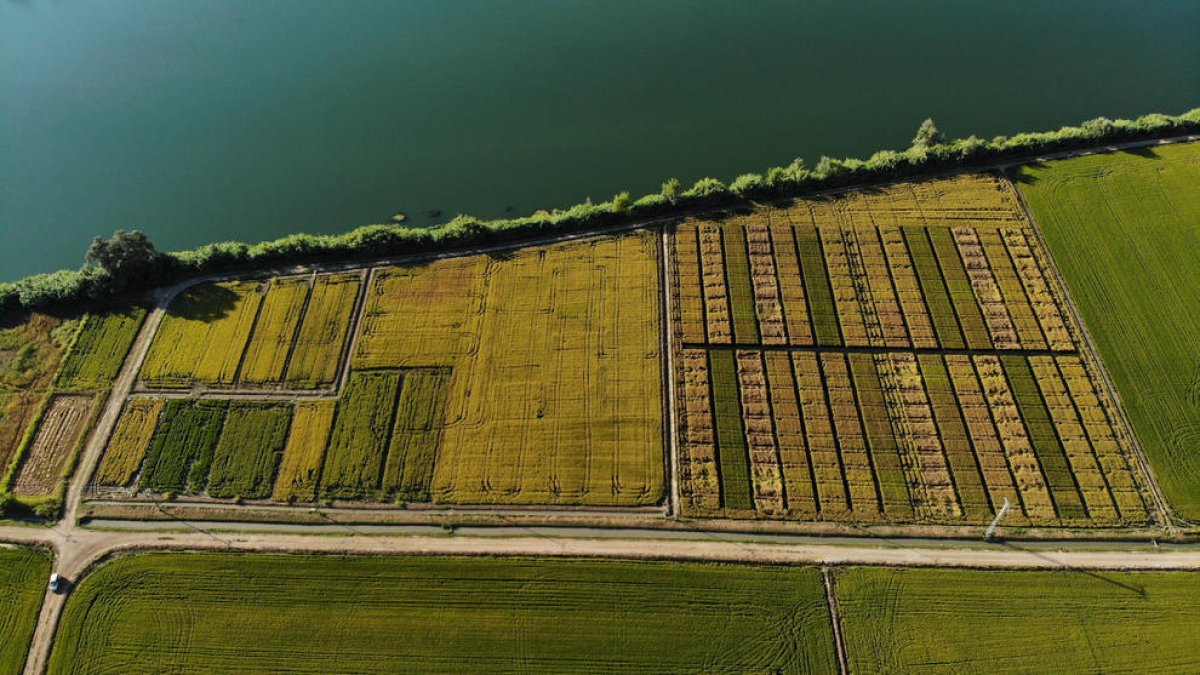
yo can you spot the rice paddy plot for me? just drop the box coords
[93,398,163,488]
[54,306,147,390]
[1016,142,1200,521]
[0,313,76,479]
[11,394,95,498]
[836,567,1200,673]
[430,231,664,506]
[670,173,1155,527]
[205,403,292,500]
[0,546,51,674]
[49,553,837,674]
[140,282,263,389]
[138,399,228,494]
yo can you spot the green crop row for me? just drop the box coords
[319,371,403,499]
[1001,356,1087,521]
[139,400,228,494]
[207,403,292,500]
[382,368,451,502]
[917,354,991,518]
[720,224,759,343]
[927,228,991,350]
[902,227,964,349]
[847,354,911,517]
[708,350,752,511]
[55,307,147,390]
[794,228,840,346]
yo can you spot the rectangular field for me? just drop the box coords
[671,173,1154,527]
[48,553,836,673]
[0,313,76,481]
[11,394,96,498]
[1015,142,1200,521]
[0,546,51,674]
[836,567,1200,673]
[139,272,360,391]
[54,306,147,390]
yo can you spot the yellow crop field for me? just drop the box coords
[93,398,163,487]
[284,272,361,389]
[237,276,310,386]
[353,256,486,368]
[430,231,664,505]
[140,282,264,388]
[272,400,336,502]
[671,173,1155,527]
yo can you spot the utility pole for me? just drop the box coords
[984,498,1011,540]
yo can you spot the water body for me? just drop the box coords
[1,1,1197,281]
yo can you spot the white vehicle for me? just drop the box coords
[48,572,62,593]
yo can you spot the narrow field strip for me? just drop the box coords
[819,227,871,347]
[847,353,913,518]
[902,226,965,349]
[766,215,813,345]
[879,226,937,348]
[382,367,452,502]
[671,223,707,343]
[820,353,880,516]
[794,226,841,347]
[763,351,818,515]
[917,354,992,520]
[139,400,229,494]
[744,217,788,345]
[237,276,310,386]
[735,350,786,514]
[927,227,992,350]
[678,348,720,513]
[94,398,163,488]
[272,400,336,503]
[284,272,360,389]
[319,370,402,500]
[708,349,753,512]
[792,352,851,515]
[720,223,760,344]
[698,223,733,344]
[206,402,292,500]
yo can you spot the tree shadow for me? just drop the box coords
[1120,145,1161,159]
[166,283,241,321]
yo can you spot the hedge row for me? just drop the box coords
[3,108,1198,316]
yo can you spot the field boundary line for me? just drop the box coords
[659,225,681,517]
[822,568,849,675]
[1002,171,1179,531]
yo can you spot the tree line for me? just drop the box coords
[2,108,1198,316]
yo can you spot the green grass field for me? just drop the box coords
[49,553,836,673]
[836,566,1200,673]
[0,546,50,674]
[1016,143,1200,520]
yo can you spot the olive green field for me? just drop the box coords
[48,553,837,674]
[1016,142,1200,521]
[0,546,51,674]
[836,566,1200,673]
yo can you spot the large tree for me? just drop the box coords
[85,229,163,278]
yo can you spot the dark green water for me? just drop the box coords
[2,1,1197,281]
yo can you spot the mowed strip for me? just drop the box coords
[836,567,1200,673]
[1016,143,1200,520]
[49,553,837,674]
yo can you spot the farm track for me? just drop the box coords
[5,133,1199,674]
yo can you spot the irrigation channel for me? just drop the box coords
[4,134,1200,675]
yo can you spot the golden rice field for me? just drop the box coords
[91,230,663,508]
[671,173,1154,527]
[138,273,361,391]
